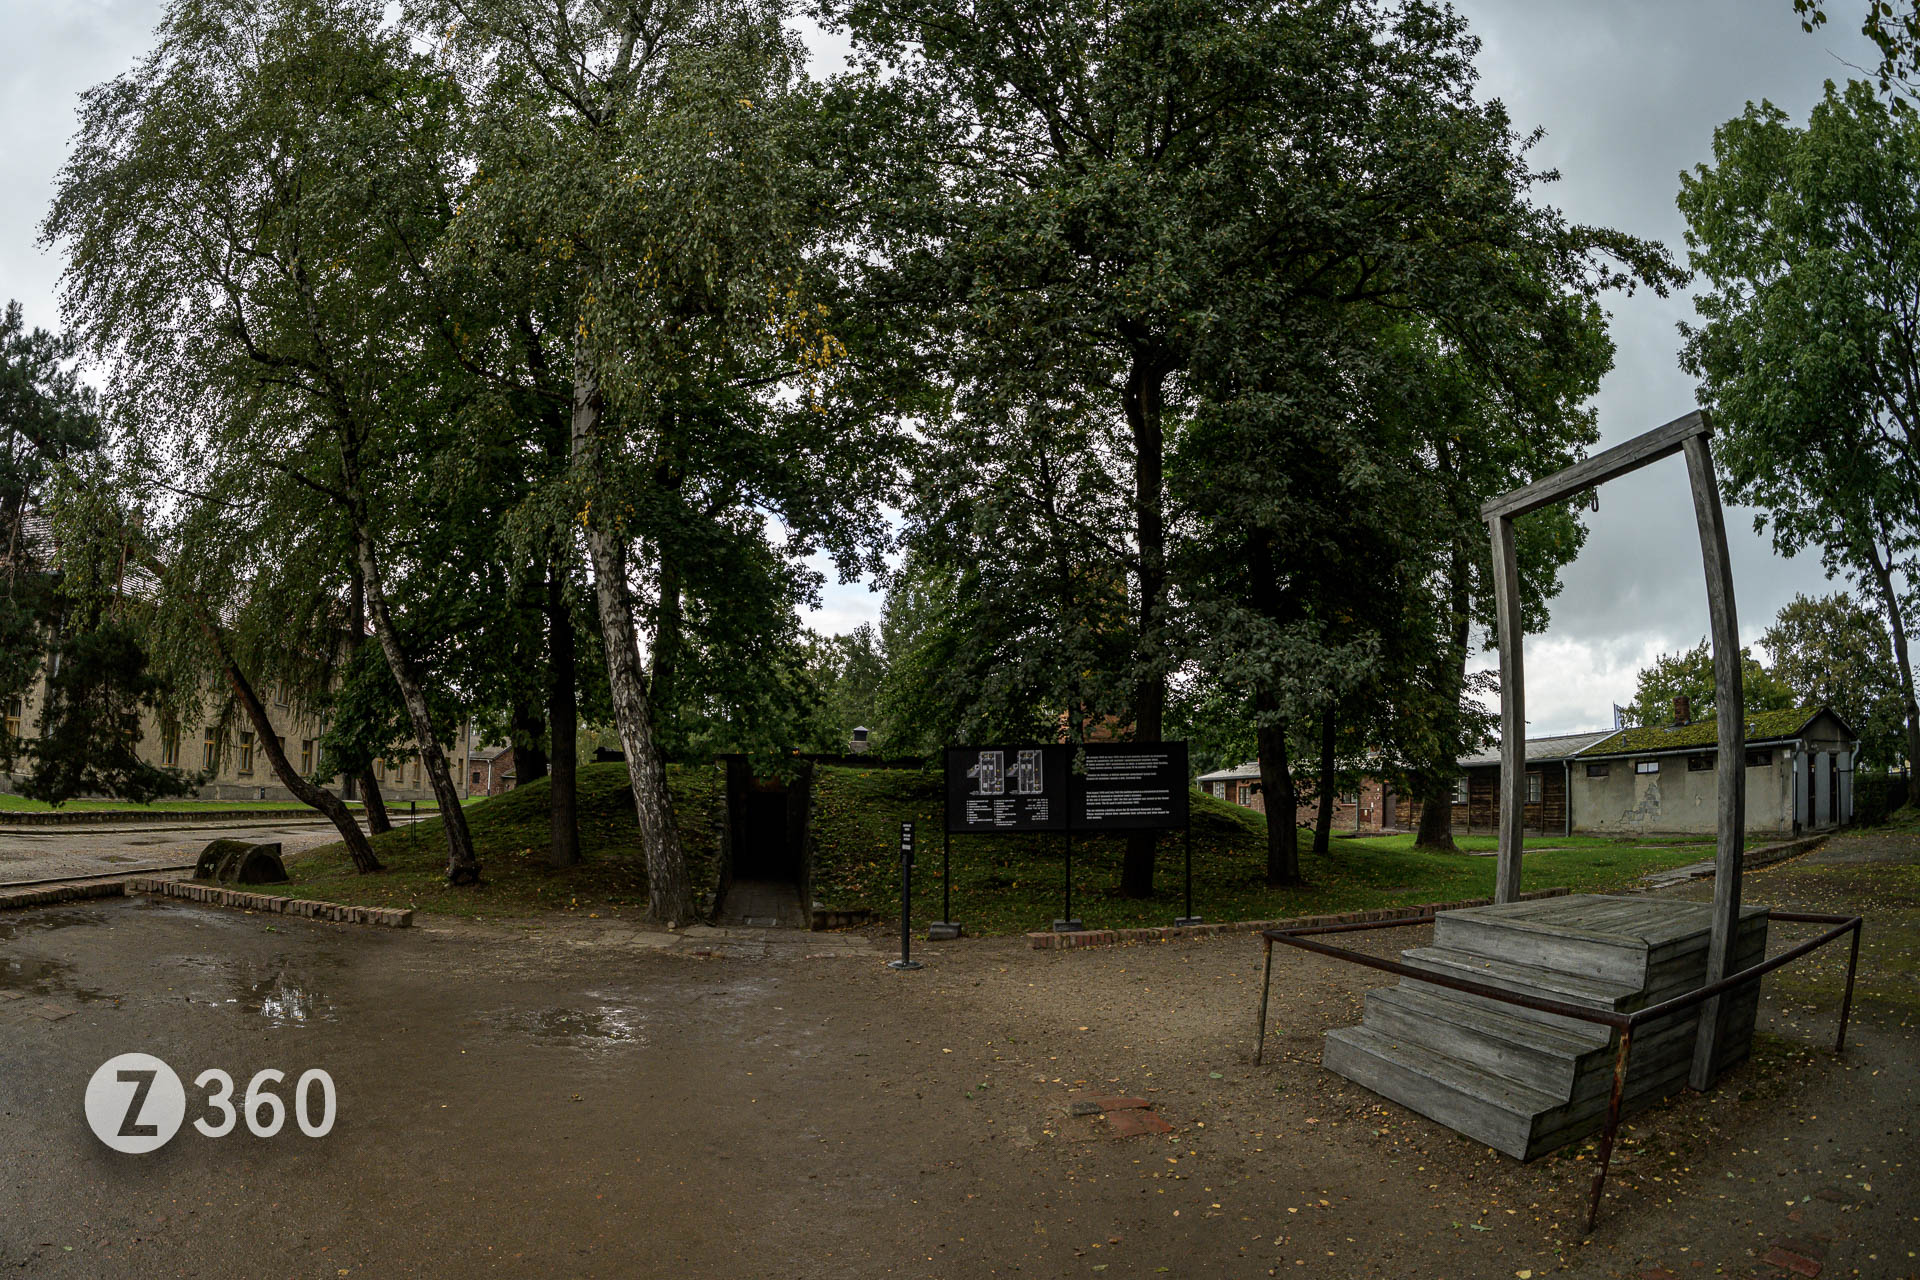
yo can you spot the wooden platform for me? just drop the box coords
[1323,894,1767,1160]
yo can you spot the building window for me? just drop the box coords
[1452,777,1469,804]
[301,739,314,774]
[376,759,386,781]
[275,684,288,708]
[161,728,180,768]
[1586,762,1609,778]
[1525,772,1543,803]
[4,698,20,742]
[414,759,423,787]
[470,770,481,785]
[1634,759,1660,775]
[1236,782,1251,805]
[1687,754,1713,772]
[238,731,255,777]
[203,729,220,773]
[1745,748,1773,767]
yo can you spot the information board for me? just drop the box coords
[1072,742,1191,831]
[944,745,1070,833]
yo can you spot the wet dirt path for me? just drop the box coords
[0,823,1913,1279]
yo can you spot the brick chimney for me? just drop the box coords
[1673,695,1691,726]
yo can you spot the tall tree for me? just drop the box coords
[840,0,1671,889]
[1679,80,1920,779]
[431,0,899,922]
[47,0,485,880]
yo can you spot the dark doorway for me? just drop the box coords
[736,784,798,881]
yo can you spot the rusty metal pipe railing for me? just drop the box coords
[1252,907,1864,1234]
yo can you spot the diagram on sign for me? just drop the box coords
[966,749,1046,797]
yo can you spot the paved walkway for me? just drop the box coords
[0,819,364,885]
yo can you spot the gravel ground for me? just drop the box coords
[0,825,1912,1279]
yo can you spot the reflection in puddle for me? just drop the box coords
[485,995,650,1052]
[168,953,341,1024]
[256,979,333,1025]
[0,954,110,1003]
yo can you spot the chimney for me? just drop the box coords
[1673,695,1690,726]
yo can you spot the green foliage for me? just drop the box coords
[1624,638,1795,729]
[1679,79,1920,770]
[16,617,193,806]
[1794,0,1920,94]
[1764,592,1909,768]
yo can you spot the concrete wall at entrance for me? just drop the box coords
[1572,754,1791,837]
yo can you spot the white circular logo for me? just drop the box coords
[85,1053,186,1154]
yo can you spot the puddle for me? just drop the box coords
[1,954,112,1003]
[167,952,345,1025]
[481,990,652,1052]
[0,908,116,940]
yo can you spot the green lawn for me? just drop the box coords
[273,761,1717,931]
[805,767,1717,935]
[277,762,721,920]
[0,793,363,813]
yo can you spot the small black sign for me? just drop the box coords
[944,746,1070,833]
[899,821,915,862]
[1073,743,1191,831]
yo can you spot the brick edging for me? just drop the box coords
[0,881,132,911]
[1025,887,1572,950]
[129,877,412,928]
[0,807,326,828]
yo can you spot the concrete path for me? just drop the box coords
[0,819,371,886]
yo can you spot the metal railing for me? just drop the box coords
[1251,908,1863,1231]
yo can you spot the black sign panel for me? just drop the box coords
[1072,742,1190,831]
[944,745,1070,833]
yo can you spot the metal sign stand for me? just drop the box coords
[887,822,923,970]
[928,827,961,940]
[1174,823,1200,926]
[1053,830,1083,932]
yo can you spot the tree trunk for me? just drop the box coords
[353,530,480,884]
[1257,709,1301,887]
[359,768,392,835]
[572,340,696,925]
[547,566,580,867]
[1312,703,1336,855]
[347,568,391,835]
[1120,355,1168,899]
[1415,531,1474,852]
[226,663,382,873]
[152,551,380,873]
[1863,535,1920,792]
[650,549,684,759]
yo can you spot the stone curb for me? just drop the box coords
[1024,887,1573,951]
[128,877,412,928]
[0,880,133,911]
[0,807,330,828]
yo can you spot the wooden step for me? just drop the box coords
[1362,982,1610,1096]
[1400,945,1643,1013]
[1322,1025,1559,1159]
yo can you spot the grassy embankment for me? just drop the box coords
[276,761,1719,930]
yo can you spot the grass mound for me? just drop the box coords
[279,759,1716,929]
[805,767,1718,934]
[281,762,720,920]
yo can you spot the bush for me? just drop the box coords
[1853,772,1912,825]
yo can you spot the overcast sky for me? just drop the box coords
[0,2,1884,736]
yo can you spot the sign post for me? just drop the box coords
[887,822,923,971]
[929,827,961,941]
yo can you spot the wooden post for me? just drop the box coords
[1684,429,1745,1089]
[1488,513,1525,904]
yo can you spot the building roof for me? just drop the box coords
[1196,761,1263,784]
[1575,706,1846,758]
[1458,729,1616,769]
